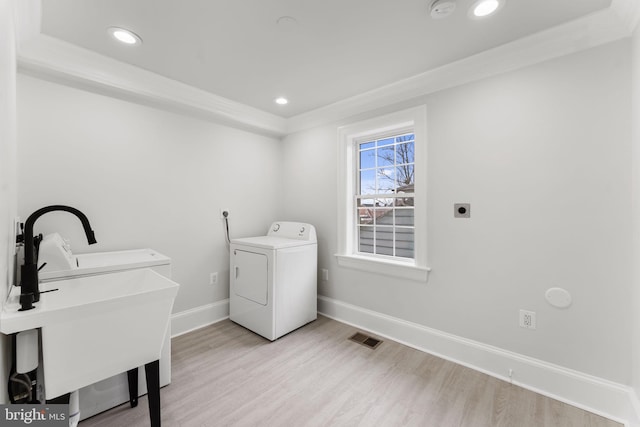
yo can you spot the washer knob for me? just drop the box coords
[299,226,305,233]
[272,223,280,232]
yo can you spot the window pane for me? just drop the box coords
[396,133,414,143]
[357,199,375,225]
[360,141,375,149]
[395,196,414,207]
[395,227,414,259]
[358,225,374,254]
[377,146,395,167]
[353,127,417,262]
[375,198,394,207]
[396,165,414,189]
[396,142,414,165]
[375,227,394,256]
[374,210,393,231]
[377,167,395,193]
[395,208,414,226]
[359,148,376,169]
[359,169,376,195]
[377,137,394,147]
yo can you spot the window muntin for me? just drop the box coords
[356,132,415,259]
[336,106,428,282]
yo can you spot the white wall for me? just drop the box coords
[0,0,19,405]
[631,23,640,408]
[282,40,632,384]
[16,75,283,314]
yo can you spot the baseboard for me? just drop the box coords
[318,295,635,426]
[170,299,229,338]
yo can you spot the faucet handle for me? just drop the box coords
[19,293,35,311]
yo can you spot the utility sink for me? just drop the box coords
[0,268,179,399]
[38,233,171,282]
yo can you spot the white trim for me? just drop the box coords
[13,2,636,137]
[335,254,430,282]
[17,35,287,138]
[611,0,640,35]
[170,299,229,338]
[318,295,635,426]
[287,2,634,133]
[11,0,40,47]
[336,106,429,278]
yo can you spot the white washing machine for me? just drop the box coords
[230,222,317,341]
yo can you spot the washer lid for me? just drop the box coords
[230,235,316,250]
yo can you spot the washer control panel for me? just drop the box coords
[267,222,317,241]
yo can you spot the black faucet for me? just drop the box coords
[20,205,97,311]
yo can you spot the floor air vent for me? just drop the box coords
[349,332,382,349]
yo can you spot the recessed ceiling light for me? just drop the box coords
[469,0,504,18]
[275,97,289,105]
[108,27,142,45]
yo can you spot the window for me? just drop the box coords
[356,131,415,259]
[336,106,430,282]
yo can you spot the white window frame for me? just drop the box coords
[336,106,430,282]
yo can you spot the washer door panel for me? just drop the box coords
[233,249,268,305]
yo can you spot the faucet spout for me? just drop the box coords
[20,205,97,310]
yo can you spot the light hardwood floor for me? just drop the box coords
[81,316,621,427]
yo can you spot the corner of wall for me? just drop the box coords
[628,19,640,427]
[0,0,21,406]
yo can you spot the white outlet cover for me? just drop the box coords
[545,287,572,308]
[519,309,536,329]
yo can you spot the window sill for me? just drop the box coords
[335,254,431,282]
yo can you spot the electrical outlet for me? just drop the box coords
[220,209,229,219]
[210,272,218,285]
[454,203,470,218]
[519,309,536,329]
[321,268,329,281]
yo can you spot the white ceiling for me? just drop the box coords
[40,0,612,118]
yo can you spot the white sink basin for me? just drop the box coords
[0,268,179,399]
[40,248,171,282]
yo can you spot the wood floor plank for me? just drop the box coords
[80,316,621,427]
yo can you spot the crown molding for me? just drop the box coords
[12,0,40,46]
[14,1,637,138]
[17,35,288,138]
[286,1,635,134]
[611,0,640,35]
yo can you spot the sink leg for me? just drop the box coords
[145,360,161,427]
[127,368,139,408]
